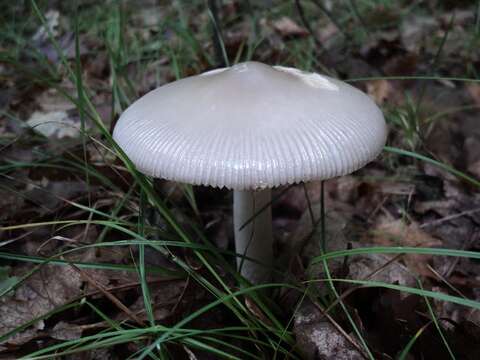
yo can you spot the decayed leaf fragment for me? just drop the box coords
[370,218,442,277]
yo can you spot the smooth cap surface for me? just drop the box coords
[113,61,387,190]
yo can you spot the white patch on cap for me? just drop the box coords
[200,68,228,76]
[231,63,250,72]
[274,66,339,91]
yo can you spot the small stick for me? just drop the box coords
[69,263,146,326]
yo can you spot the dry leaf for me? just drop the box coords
[316,22,338,44]
[294,300,363,360]
[32,10,60,42]
[129,280,185,322]
[0,265,82,346]
[370,218,442,277]
[468,160,480,178]
[400,15,438,53]
[35,89,76,112]
[467,84,480,106]
[348,253,416,287]
[272,16,308,38]
[366,79,392,105]
[245,297,271,325]
[50,321,82,340]
[373,218,442,247]
[414,199,455,216]
[377,181,415,196]
[27,111,82,139]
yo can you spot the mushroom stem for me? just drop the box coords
[233,189,273,284]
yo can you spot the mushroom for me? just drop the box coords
[113,61,387,284]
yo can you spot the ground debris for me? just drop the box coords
[49,321,83,341]
[0,265,82,346]
[370,217,442,277]
[26,110,84,139]
[294,300,363,360]
[366,79,393,105]
[271,16,309,38]
[289,204,416,285]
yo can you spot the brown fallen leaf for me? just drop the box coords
[372,217,442,247]
[245,297,272,325]
[370,218,442,277]
[272,16,309,38]
[377,181,415,196]
[0,265,82,346]
[468,160,480,179]
[366,79,393,105]
[400,15,438,53]
[129,280,185,322]
[49,321,83,341]
[467,84,480,105]
[316,22,338,45]
[35,88,76,113]
[414,199,456,215]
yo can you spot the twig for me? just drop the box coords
[442,229,478,278]
[427,264,466,300]
[69,263,146,326]
[170,275,190,315]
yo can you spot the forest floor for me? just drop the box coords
[1,1,480,359]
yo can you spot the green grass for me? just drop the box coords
[1,0,480,358]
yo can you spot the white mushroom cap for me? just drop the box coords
[113,61,387,190]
